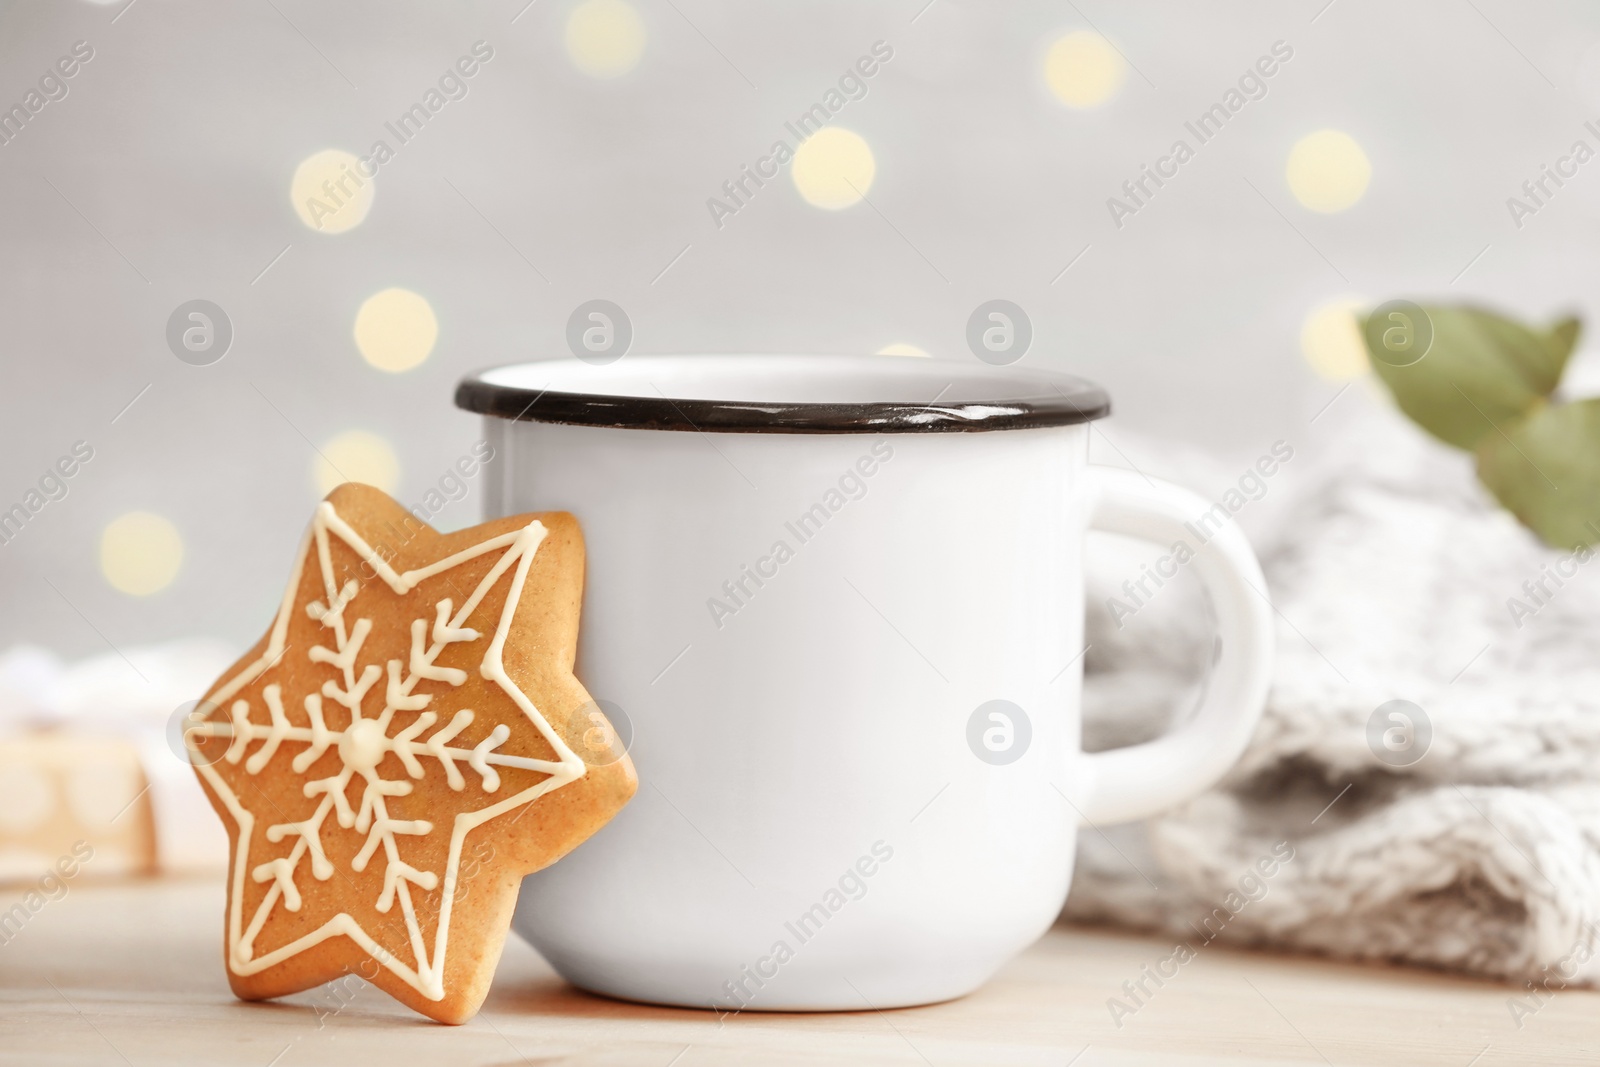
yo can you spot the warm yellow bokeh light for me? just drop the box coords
[1044,30,1126,109]
[1286,130,1371,213]
[354,288,438,373]
[876,343,930,358]
[100,512,183,596]
[313,430,400,496]
[792,127,876,210]
[565,0,646,78]
[1300,297,1370,381]
[291,149,374,234]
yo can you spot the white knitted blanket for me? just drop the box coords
[1066,395,1600,995]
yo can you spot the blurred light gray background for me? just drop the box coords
[3,0,1597,660]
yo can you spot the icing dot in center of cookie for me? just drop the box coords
[340,718,388,774]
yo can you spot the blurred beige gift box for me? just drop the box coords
[0,640,236,883]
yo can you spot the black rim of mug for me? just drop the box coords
[455,358,1111,434]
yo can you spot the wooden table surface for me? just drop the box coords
[1,876,1595,1066]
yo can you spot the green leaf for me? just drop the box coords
[1547,315,1582,376]
[1476,398,1600,550]
[1362,305,1570,451]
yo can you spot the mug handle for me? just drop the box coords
[1075,466,1275,826]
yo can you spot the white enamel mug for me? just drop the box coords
[455,355,1273,1011]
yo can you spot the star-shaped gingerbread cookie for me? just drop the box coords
[186,483,635,1023]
